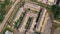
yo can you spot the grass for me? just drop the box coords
[34,31,41,34]
[5,0,10,5]
[30,0,37,2]
[19,0,25,7]
[0,14,4,23]
[0,0,10,23]
[25,17,32,29]
[29,0,60,34]
[25,17,33,34]
[35,32,40,34]
[30,0,51,9]
[14,12,26,29]
[11,0,25,29]
[30,0,60,21]
[14,21,18,29]
[0,4,5,23]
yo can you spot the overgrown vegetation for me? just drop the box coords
[0,14,4,23]
[30,0,37,2]
[51,5,60,21]
[5,0,10,5]
[30,0,60,21]
[3,27,12,34]
[25,17,32,29]
[14,12,26,29]
[12,0,25,29]
[0,0,10,23]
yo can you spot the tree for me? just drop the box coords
[51,5,60,20]
[5,0,10,5]
[0,14,4,23]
